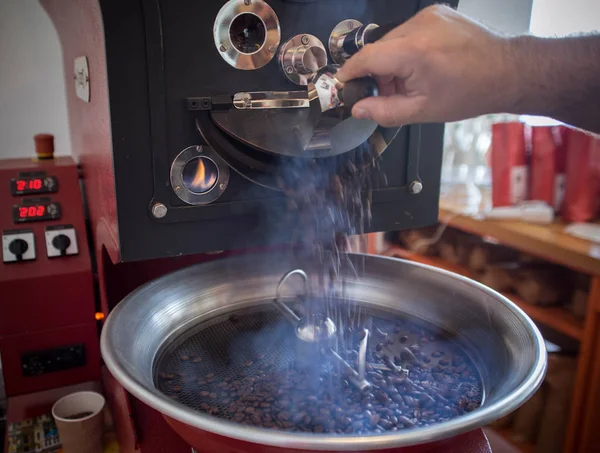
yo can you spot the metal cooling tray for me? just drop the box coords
[101,253,547,451]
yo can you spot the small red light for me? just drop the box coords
[95,312,105,321]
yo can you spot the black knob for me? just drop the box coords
[52,234,71,255]
[9,238,28,259]
[341,77,379,110]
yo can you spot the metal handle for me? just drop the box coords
[233,91,310,110]
[273,269,308,324]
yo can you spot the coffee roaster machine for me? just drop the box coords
[0,0,547,452]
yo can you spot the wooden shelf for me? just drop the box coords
[501,292,583,341]
[438,209,600,276]
[384,246,584,341]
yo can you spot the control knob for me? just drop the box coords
[52,234,71,256]
[9,238,29,261]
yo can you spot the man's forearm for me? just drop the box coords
[503,34,600,134]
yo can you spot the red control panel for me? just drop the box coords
[0,155,100,396]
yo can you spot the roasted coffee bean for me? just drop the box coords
[160,321,482,435]
[277,411,291,421]
[292,412,307,424]
[400,347,417,364]
[452,356,465,367]
[398,415,415,427]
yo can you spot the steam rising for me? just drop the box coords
[155,142,483,435]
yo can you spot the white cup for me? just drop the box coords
[52,391,106,453]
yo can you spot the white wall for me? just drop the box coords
[530,0,600,36]
[458,0,533,34]
[0,0,71,159]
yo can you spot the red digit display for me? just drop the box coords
[11,176,56,195]
[28,179,42,190]
[13,203,57,223]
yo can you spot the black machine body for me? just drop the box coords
[96,0,459,261]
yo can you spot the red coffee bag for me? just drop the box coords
[492,122,528,207]
[529,126,556,206]
[529,126,568,211]
[553,126,568,212]
[562,128,600,222]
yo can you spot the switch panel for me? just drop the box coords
[2,229,35,263]
[21,343,86,377]
[45,224,79,258]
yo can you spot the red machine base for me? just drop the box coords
[167,415,492,453]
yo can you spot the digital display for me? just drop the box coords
[10,175,57,196]
[12,200,61,224]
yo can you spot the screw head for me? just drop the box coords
[301,35,310,45]
[347,21,355,29]
[244,0,251,4]
[285,66,294,74]
[152,203,168,219]
[219,44,227,52]
[409,181,423,195]
[175,186,182,193]
[268,45,276,53]
[219,182,227,191]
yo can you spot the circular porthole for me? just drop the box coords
[229,13,266,54]
[182,157,219,194]
[170,146,230,205]
[214,0,281,70]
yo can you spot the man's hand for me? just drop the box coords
[336,5,600,134]
[336,5,517,127]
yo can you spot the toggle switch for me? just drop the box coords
[45,225,79,258]
[2,230,36,263]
